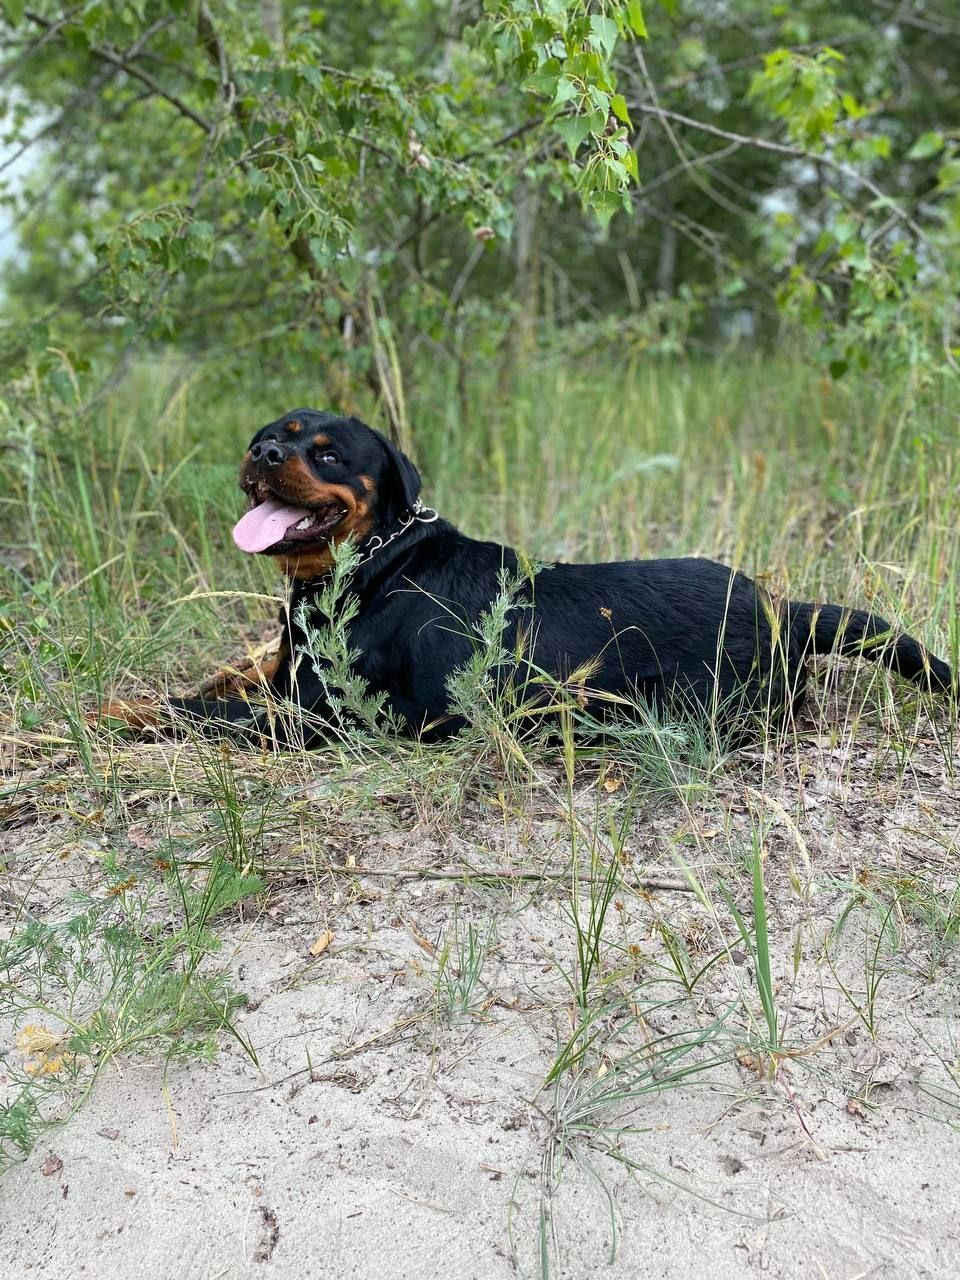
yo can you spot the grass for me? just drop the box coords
[1,350,959,1271]
[0,848,259,1164]
[433,906,497,1023]
[5,353,959,682]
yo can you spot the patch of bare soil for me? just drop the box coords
[1,710,959,1278]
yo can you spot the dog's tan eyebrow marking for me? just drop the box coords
[312,433,331,447]
[286,421,302,434]
[359,474,375,492]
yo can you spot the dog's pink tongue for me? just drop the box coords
[233,496,311,553]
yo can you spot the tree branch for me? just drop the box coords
[195,2,319,273]
[0,64,119,174]
[626,99,932,249]
[194,2,394,420]
[25,10,211,133]
[2,3,83,79]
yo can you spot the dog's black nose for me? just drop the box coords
[250,440,288,466]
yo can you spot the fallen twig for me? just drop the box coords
[310,864,693,893]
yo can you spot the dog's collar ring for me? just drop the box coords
[356,499,438,567]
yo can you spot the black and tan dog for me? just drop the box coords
[101,408,954,745]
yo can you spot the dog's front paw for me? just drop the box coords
[88,698,162,733]
[196,639,284,700]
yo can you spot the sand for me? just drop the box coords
[2,716,959,1278]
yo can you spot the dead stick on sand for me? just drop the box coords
[313,865,693,893]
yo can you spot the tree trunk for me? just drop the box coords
[498,178,542,393]
[656,182,677,296]
[260,0,283,48]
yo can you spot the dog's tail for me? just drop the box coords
[786,601,954,695]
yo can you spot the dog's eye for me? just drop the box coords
[318,451,339,465]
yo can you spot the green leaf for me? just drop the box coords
[527,64,561,96]
[626,0,648,38]
[844,242,870,273]
[553,77,579,106]
[48,368,75,403]
[588,187,623,227]
[530,16,557,44]
[907,131,944,161]
[840,92,867,120]
[813,229,833,256]
[720,276,746,298]
[337,255,364,290]
[589,16,619,61]
[138,220,165,243]
[1,0,25,23]
[556,114,592,157]
[605,157,629,185]
[588,86,610,117]
[587,106,607,136]
[610,94,630,125]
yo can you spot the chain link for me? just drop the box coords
[354,499,439,568]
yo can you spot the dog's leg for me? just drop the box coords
[91,694,277,743]
[94,698,165,732]
[196,637,288,701]
[92,686,333,750]
[166,694,291,745]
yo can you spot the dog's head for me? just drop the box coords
[233,409,421,578]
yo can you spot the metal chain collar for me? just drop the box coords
[354,498,439,568]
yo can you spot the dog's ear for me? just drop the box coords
[374,431,422,513]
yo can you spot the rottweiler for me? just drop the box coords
[100,409,954,746]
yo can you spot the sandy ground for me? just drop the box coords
[4,898,959,1278]
[2,716,960,1278]
[4,1048,960,1279]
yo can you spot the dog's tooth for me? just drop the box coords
[295,517,312,531]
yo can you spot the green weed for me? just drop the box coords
[0,851,259,1167]
[433,908,497,1024]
